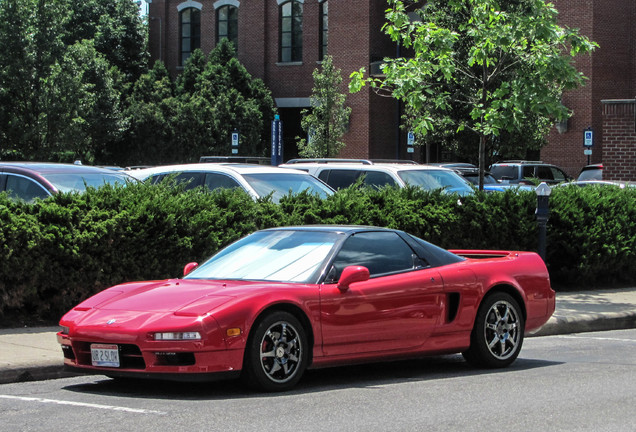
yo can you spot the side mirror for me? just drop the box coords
[337,266,370,292]
[183,262,198,276]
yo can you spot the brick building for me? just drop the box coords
[601,100,636,181]
[147,0,636,179]
[547,0,636,180]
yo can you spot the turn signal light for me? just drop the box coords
[226,328,242,337]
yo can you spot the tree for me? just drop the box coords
[0,0,67,159]
[118,41,276,165]
[118,61,177,165]
[64,0,148,84]
[172,41,275,160]
[351,0,597,189]
[297,55,352,158]
[43,40,123,162]
[0,0,146,162]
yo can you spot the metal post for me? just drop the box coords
[535,182,552,261]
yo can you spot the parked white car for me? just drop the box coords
[128,163,334,203]
[279,159,475,196]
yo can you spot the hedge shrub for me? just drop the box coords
[0,182,634,325]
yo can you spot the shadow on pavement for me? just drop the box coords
[61,354,562,401]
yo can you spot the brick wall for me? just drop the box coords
[602,100,636,181]
[542,0,636,177]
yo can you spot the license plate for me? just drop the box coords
[91,344,120,367]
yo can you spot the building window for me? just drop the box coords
[180,7,201,66]
[217,5,238,48]
[280,0,303,62]
[319,0,328,60]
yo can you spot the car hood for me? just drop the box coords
[77,278,292,314]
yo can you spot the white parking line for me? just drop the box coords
[0,394,167,415]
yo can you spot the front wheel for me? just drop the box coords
[241,311,308,392]
[463,292,524,368]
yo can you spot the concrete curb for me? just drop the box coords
[0,365,77,385]
[531,312,636,337]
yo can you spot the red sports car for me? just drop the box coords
[58,226,555,391]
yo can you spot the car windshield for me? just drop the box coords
[398,170,474,196]
[42,173,133,193]
[241,173,333,202]
[577,168,602,181]
[184,230,339,282]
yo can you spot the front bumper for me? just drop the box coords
[57,332,244,379]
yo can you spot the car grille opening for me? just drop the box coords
[61,345,76,360]
[154,352,196,366]
[74,342,146,369]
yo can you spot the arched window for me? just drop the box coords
[279,0,303,62]
[217,5,238,48]
[319,0,328,60]
[180,7,201,65]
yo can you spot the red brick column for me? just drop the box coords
[601,100,636,181]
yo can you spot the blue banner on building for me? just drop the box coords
[271,115,283,166]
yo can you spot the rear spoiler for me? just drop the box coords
[449,250,516,259]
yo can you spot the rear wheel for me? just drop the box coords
[241,311,308,392]
[463,292,524,368]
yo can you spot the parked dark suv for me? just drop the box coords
[490,161,571,185]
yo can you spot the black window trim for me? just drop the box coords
[279,0,303,63]
[319,0,328,61]
[179,6,202,66]
[216,3,239,48]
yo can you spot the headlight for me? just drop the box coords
[60,326,70,335]
[153,332,201,341]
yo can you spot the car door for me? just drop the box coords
[319,231,445,356]
[536,166,555,183]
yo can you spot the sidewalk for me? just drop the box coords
[1,287,635,385]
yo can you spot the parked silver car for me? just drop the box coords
[128,163,334,203]
[280,159,475,196]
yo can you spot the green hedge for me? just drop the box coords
[1,182,634,325]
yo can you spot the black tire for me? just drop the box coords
[241,311,308,392]
[462,292,524,368]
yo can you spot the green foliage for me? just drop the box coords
[350,0,597,186]
[547,186,636,285]
[297,56,352,158]
[1,184,634,326]
[64,0,148,84]
[0,0,144,162]
[118,41,276,165]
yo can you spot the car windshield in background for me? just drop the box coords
[42,173,133,193]
[241,173,333,202]
[398,170,474,196]
[185,230,340,283]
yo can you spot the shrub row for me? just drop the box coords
[1,183,634,325]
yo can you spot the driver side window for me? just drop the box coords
[330,231,417,280]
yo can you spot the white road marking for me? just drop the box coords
[553,335,636,343]
[0,394,167,415]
